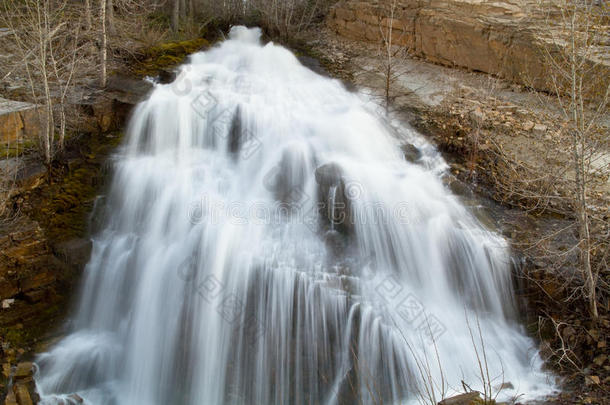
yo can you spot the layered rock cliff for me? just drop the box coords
[0,99,40,147]
[327,0,609,93]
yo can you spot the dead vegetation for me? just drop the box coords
[419,0,609,392]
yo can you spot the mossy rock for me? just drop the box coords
[134,38,209,77]
[145,38,209,57]
[25,132,124,243]
[0,305,61,347]
[1,139,38,158]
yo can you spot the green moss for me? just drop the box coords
[154,54,184,67]
[0,304,62,352]
[133,38,209,77]
[147,38,209,55]
[3,328,26,346]
[27,132,124,243]
[1,139,37,158]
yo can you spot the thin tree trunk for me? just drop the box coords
[568,8,598,320]
[85,0,92,30]
[107,0,115,34]
[59,106,66,150]
[580,187,597,318]
[100,0,107,88]
[38,0,53,164]
[188,0,194,20]
[179,0,186,21]
[172,0,180,31]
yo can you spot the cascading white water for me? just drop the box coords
[35,27,554,405]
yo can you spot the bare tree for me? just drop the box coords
[100,0,108,88]
[2,0,91,164]
[537,0,609,319]
[377,0,402,113]
[49,22,81,149]
[107,0,116,34]
[170,0,195,31]
[254,0,331,41]
[373,0,419,115]
[172,0,180,31]
[85,0,93,31]
[4,0,57,164]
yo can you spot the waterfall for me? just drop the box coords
[35,27,554,405]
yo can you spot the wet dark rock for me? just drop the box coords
[314,163,354,234]
[14,163,47,191]
[157,69,177,84]
[263,148,308,206]
[67,393,84,403]
[324,230,348,258]
[78,75,151,134]
[228,107,243,155]
[443,175,473,199]
[401,143,422,163]
[1,96,127,357]
[315,163,343,189]
[495,381,514,391]
[105,75,153,104]
[438,391,482,405]
[53,239,92,272]
[297,55,327,77]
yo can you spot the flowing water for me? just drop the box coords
[35,27,554,405]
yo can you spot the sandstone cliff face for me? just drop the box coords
[0,216,81,342]
[0,99,40,144]
[327,0,609,93]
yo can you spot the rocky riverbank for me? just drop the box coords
[0,35,212,402]
[1,10,607,403]
[301,9,609,403]
[0,87,138,399]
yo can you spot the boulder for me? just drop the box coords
[67,394,84,403]
[13,362,34,381]
[15,163,47,191]
[314,163,355,234]
[3,391,17,405]
[13,384,34,405]
[105,75,153,105]
[78,75,152,134]
[263,148,308,206]
[495,381,514,391]
[228,107,243,155]
[53,239,92,271]
[438,391,482,405]
[8,362,39,405]
[0,98,41,143]
[401,143,422,163]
